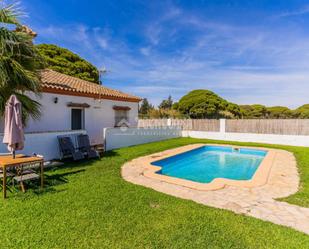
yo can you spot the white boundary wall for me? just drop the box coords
[0,130,86,160]
[2,120,307,160]
[183,130,309,147]
[104,127,182,151]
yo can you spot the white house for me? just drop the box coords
[0,69,141,159]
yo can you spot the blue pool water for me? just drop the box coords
[152,146,267,183]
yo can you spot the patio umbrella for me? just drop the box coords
[2,95,25,158]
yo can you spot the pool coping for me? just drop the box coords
[122,144,309,234]
[142,144,276,191]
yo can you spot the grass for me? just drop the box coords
[0,137,309,248]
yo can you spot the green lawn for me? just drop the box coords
[1,137,309,248]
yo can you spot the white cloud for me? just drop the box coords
[277,5,309,18]
[36,24,92,49]
[97,37,108,49]
[140,47,151,56]
[144,4,182,46]
[102,46,309,108]
[32,5,309,109]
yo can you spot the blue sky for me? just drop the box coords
[21,0,309,108]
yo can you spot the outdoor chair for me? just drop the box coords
[77,134,99,159]
[0,153,39,192]
[12,161,41,193]
[58,136,85,161]
[0,169,14,193]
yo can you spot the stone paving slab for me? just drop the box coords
[121,144,309,235]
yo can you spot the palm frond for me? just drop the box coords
[14,92,41,124]
[0,28,37,57]
[0,58,9,87]
[0,2,22,25]
[0,56,41,92]
[0,2,43,125]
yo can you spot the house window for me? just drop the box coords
[115,110,129,127]
[71,108,84,130]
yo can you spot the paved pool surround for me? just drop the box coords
[144,144,274,190]
[122,144,309,235]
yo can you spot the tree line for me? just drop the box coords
[139,90,309,119]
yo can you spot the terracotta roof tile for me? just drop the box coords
[40,69,141,102]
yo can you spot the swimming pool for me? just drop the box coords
[151,146,267,184]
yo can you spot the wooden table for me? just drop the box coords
[0,155,44,198]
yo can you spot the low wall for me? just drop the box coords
[104,127,182,151]
[183,130,309,147]
[0,130,86,161]
[2,126,306,160]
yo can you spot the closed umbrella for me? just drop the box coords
[2,95,25,158]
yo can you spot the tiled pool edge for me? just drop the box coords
[122,144,309,235]
[143,144,276,191]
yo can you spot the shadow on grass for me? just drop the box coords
[9,169,86,198]
[101,150,119,158]
[51,158,99,171]
[45,169,85,186]
[6,154,120,199]
[7,163,92,199]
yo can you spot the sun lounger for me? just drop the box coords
[77,134,99,159]
[58,136,85,161]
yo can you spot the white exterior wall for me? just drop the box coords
[0,92,139,145]
[182,131,309,147]
[0,130,86,160]
[104,127,182,151]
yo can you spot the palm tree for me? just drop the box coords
[0,1,44,124]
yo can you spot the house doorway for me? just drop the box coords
[71,108,84,130]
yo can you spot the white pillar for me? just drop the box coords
[167,118,172,126]
[220,119,226,134]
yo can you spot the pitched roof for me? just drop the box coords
[40,69,141,102]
